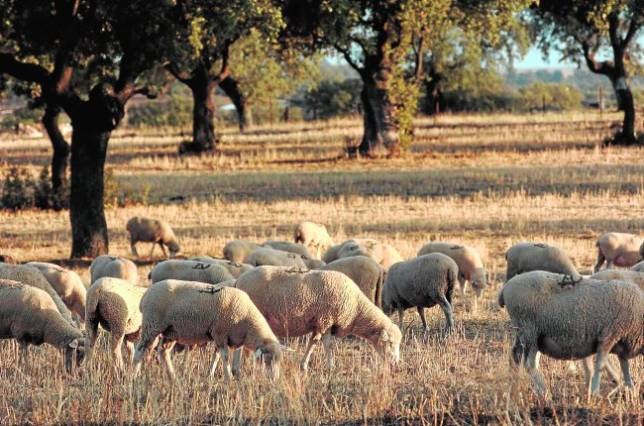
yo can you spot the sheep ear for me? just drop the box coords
[68,339,79,349]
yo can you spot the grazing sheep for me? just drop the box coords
[594,232,644,272]
[263,240,313,259]
[320,256,384,306]
[0,263,76,326]
[498,271,644,397]
[149,259,234,285]
[188,256,254,278]
[90,255,139,285]
[244,247,308,269]
[133,280,281,380]
[505,242,580,282]
[382,254,457,334]
[631,260,644,272]
[85,277,147,372]
[126,216,181,258]
[337,238,403,270]
[322,242,347,263]
[0,279,84,373]
[223,240,262,263]
[293,221,334,259]
[591,269,644,288]
[26,262,87,321]
[235,266,402,371]
[417,242,487,311]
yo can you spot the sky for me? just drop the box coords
[514,46,576,70]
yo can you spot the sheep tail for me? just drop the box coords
[84,286,101,323]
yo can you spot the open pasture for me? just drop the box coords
[0,112,642,424]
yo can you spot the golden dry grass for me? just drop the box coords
[0,111,642,424]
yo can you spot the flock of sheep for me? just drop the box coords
[0,217,642,401]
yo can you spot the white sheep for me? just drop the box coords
[126,216,181,258]
[594,232,644,272]
[262,240,313,259]
[498,271,644,398]
[336,238,403,270]
[0,263,76,326]
[89,255,139,285]
[591,269,644,288]
[0,279,85,373]
[293,221,334,259]
[382,254,457,334]
[235,266,402,371]
[631,260,644,272]
[188,256,254,278]
[222,240,262,263]
[149,259,234,285]
[243,247,308,269]
[26,262,87,321]
[85,277,147,372]
[133,280,281,380]
[417,242,487,311]
[319,255,384,306]
[505,242,580,282]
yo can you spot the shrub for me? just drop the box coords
[0,167,34,211]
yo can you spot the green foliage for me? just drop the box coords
[0,106,42,131]
[104,169,150,208]
[0,166,66,211]
[518,83,584,111]
[299,79,361,119]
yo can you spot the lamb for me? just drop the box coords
[498,271,644,397]
[631,260,644,272]
[235,266,402,371]
[336,238,404,270]
[85,277,147,372]
[223,239,262,263]
[126,216,181,258]
[149,259,234,285]
[591,269,644,288]
[262,240,313,259]
[0,279,84,373]
[293,221,334,259]
[505,242,580,282]
[188,256,254,278]
[0,263,76,326]
[594,232,644,272]
[244,247,308,269]
[90,255,139,285]
[133,280,281,380]
[26,262,87,321]
[319,256,384,306]
[417,242,487,311]
[381,254,457,334]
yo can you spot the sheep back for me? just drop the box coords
[597,232,644,267]
[505,242,579,281]
[417,242,486,289]
[90,255,139,285]
[320,256,384,305]
[149,260,234,285]
[223,240,262,263]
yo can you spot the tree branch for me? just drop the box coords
[165,63,194,85]
[581,38,613,76]
[621,16,640,50]
[0,53,49,85]
[334,43,364,74]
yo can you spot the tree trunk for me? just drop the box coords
[181,76,218,154]
[357,76,399,157]
[68,89,124,258]
[42,104,70,205]
[606,74,638,146]
[219,75,247,132]
[69,124,110,258]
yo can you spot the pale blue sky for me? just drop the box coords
[514,46,576,70]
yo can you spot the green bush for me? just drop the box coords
[126,97,192,127]
[0,106,43,132]
[300,79,362,120]
[0,166,69,211]
[518,82,583,111]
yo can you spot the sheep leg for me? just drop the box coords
[209,350,221,378]
[219,346,233,381]
[458,275,467,300]
[124,341,135,367]
[524,346,547,398]
[618,357,633,389]
[593,248,605,273]
[322,331,335,369]
[149,243,156,258]
[590,346,609,395]
[397,310,404,332]
[133,330,160,377]
[130,239,139,258]
[416,307,429,332]
[18,341,29,372]
[159,243,168,258]
[110,333,125,373]
[161,341,177,381]
[231,348,244,377]
[300,332,322,372]
[437,295,454,334]
[85,318,100,363]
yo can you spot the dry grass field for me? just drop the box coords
[0,111,642,424]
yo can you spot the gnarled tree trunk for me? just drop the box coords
[42,104,70,208]
[357,75,400,157]
[219,75,247,133]
[184,77,218,154]
[609,74,637,145]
